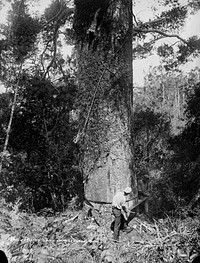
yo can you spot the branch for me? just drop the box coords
[141,17,169,27]
[56,58,69,81]
[43,25,59,78]
[131,8,139,26]
[18,0,25,16]
[40,38,53,72]
[63,213,80,224]
[132,13,139,26]
[42,110,49,140]
[134,28,188,45]
[44,2,63,28]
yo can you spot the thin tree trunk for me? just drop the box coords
[0,64,22,175]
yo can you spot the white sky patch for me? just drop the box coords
[28,0,52,17]
[133,0,170,22]
[0,3,10,25]
[133,55,160,86]
[181,11,200,38]
[180,11,200,74]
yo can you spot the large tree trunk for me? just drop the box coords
[74,0,137,209]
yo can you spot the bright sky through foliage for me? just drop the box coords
[133,10,200,86]
[0,0,200,91]
[132,0,200,86]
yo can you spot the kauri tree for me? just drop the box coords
[72,0,200,208]
[73,0,136,206]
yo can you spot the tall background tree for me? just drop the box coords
[0,0,41,173]
[0,0,82,211]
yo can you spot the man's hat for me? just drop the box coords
[124,187,132,194]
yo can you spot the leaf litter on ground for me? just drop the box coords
[0,200,200,263]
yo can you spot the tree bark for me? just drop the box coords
[74,0,137,209]
[0,63,23,175]
[0,86,18,175]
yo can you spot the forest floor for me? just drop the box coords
[0,200,200,263]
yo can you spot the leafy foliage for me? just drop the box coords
[144,69,200,216]
[0,74,83,212]
[132,107,171,175]
[0,0,199,220]
[73,0,132,54]
[157,44,174,58]
[0,0,83,212]
[133,1,200,70]
[167,81,200,206]
[0,199,200,263]
[188,0,200,13]
[6,1,41,61]
[177,37,200,63]
[133,67,200,216]
[159,6,187,29]
[158,37,200,70]
[73,0,110,42]
[0,3,200,263]
[43,0,74,39]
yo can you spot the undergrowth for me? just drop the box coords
[0,198,199,263]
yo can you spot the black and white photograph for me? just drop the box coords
[0,0,200,262]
